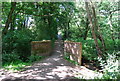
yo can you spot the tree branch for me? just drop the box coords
[109,8,120,13]
[18,12,54,17]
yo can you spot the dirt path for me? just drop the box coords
[0,40,102,81]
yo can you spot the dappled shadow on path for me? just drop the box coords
[1,40,102,81]
[18,40,75,79]
[2,78,82,81]
[1,40,76,80]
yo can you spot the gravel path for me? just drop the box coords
[0,40,102,81]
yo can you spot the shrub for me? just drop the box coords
[98,52,119,79]
[2,29,34,61]
[27,55,44,63]
[2,52,22,65]
[2,53,44,71]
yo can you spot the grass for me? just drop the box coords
[2,54,45,71]
[3,62,30,71]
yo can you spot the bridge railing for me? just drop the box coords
[64,41,82,65]
[31,40,52,56]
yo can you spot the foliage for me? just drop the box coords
[2,52,22,65]
[3,61,29,71]
[98,52,120,79]
[1,1,119,79]
[68,38,120,72]
[68,38,98,61]
[27,54,45,63]
[3,53,44,71]
[2,29,34,61]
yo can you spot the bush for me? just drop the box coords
[2,29,34,61]
[2,53,44,71]
[98,52,120,79]
[2,52,22,65]
[27,55,44,63]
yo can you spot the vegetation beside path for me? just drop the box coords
[1,1,120,80]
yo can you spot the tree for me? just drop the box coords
[85,1,103,57]
[2,2,16,35]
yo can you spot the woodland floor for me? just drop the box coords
[0,40,102,81]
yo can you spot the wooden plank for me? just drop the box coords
[31,40,52,56]
[78,43,82,65]
[64,41,82,65]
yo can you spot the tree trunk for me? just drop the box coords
[85,2,103,57]
[10,13,17,31]
[64,23,67,39]
[91,2,106,51]
[67,20,70,39]
[84,18,89,40]
[2,2,16,35]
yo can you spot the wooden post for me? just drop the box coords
[78,42,82,65]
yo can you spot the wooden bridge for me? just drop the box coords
[31,40,82,65]
[1,40,102,81]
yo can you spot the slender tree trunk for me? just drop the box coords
[2,2,16,35]
[48,3,53,40]
[23,20,26,29]
[91,2,106,51]
[26,16,29,28]
[84,18,89,40]
[10,13,17,31]
[67,20,70,39]
[64,23,67,39]
[85,2,103,57]
[48,15,52,39]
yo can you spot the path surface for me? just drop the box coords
[0,40,102,81]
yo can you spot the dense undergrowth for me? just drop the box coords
[2,53,45,71]
[2,29,55,71]
[64,38,120,79]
